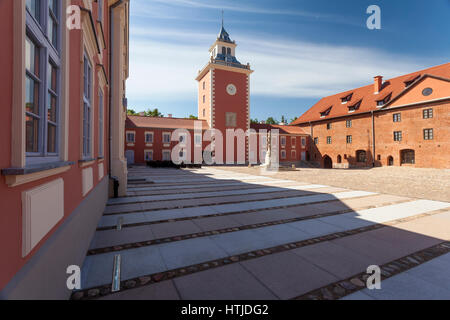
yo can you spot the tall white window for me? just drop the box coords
[98,89,104,157]
[25,0,61,162]
[83,54,93,158]
[163,133,171,143]
[144,150,153,161]
[145,132,154,143]
[126,132,135,143]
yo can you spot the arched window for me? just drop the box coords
[227,47,231,55]
[222,47,226,55]
[356,150,367,163]
[337,155,342,164]
[401,149,415,164]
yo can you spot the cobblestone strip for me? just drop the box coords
[102,190,359,216]
[293,241,450,300]
[97,194,384,231]
[90,199,411,255]
[72,207,448,300]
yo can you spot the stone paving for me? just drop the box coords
[74,166,450,300]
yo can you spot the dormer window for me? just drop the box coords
[404,75,420,87]
[341,93,353,104]
[348,100,362,112]
[320,107,332,118]
[376,93,392,107]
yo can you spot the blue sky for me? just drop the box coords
[127,0,450,122]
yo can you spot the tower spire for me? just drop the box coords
[221,10,224,28]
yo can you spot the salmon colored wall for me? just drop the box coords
[213,69,249,163]
[0,0,113,290]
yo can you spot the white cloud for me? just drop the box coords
[128,26,430,103]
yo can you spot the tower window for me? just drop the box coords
[227,48,231,55]
[202,109,205,117]
[203,95,205,103]
[203,81,205,90]
[222,47,226,55]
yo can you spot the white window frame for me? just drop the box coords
[281,150,286,159]
[162,150,171,161]
[144,150,153,161]
[145,131,154,144]
[280,136,286,146]
[126,131,135,143]
[163,132,171,144]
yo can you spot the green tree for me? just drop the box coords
[250,118,259,124]
[127,109,137,115]
[188,115,198,120]
[281,115,286,124]
[266,117,277,125]
[290,117,298,124]
[144,108,163,117]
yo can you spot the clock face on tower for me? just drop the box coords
[226,84,237,96]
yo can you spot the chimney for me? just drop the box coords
[374,76,383,94]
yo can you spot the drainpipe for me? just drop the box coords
[371,111,376,167]
[108,0,124,177]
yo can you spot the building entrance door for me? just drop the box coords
[301,152,306,161]
[125,150,135,165]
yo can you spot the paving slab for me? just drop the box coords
[174,263,278,300]
[192,215,243,231]
[150,220,202,239]
[292,241,375,279]
[89,225,155,250]
[241,251,339,299]
[158,237,228,270]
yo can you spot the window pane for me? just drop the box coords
[48,15,57,47]
[47,93,57,122]
[26,76,39,115]
[48,62,57,92]
[47,123,56,153]
[26,116,39,152]
[26,37,40,77]
[26,0,40,23]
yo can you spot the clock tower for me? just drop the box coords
[196,22,253,163]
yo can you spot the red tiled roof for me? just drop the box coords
[126,116,208,130]
[251,123,308,135]
[292,62,450,125]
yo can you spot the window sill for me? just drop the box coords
[79,158,96,168]
[2,161,74,187]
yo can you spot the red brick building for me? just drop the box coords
[0,0,130,299]
[292,63,450,169]
[125,24,309,166]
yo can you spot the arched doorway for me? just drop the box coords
[387,156,394,166]
[356,150,367,163]
[323,155,332,169]
[337,155,342,164]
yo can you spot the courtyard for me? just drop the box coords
[74,166,450,300]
